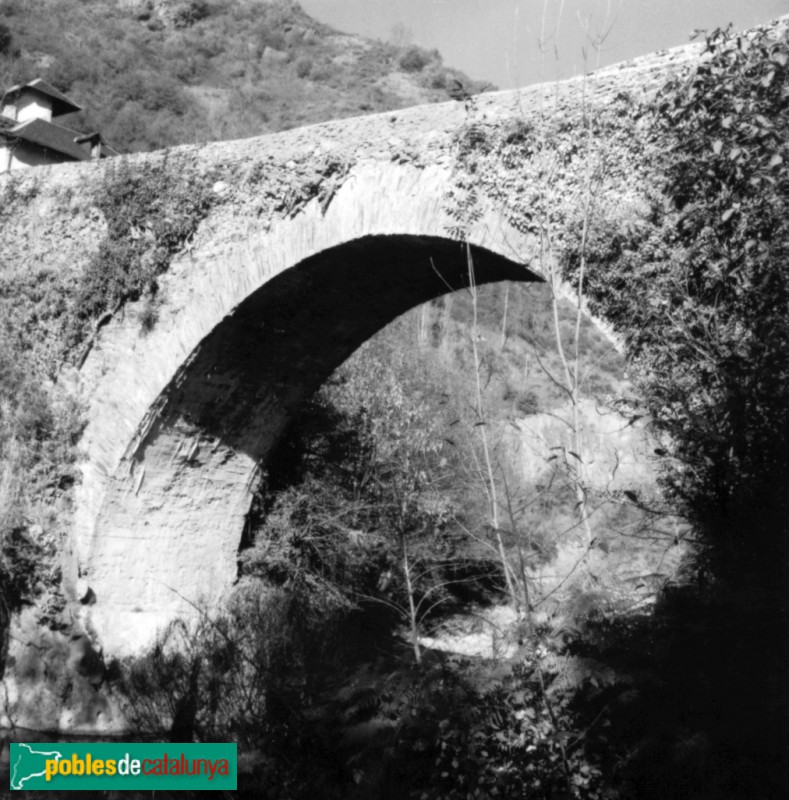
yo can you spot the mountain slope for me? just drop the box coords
[0,0,494,153]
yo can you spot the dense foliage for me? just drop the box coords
[654,26,789,570]
[0,324,82,619]
[579,25,789,587]
[69,157,214,353]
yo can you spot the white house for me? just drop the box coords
[0,79,118,172]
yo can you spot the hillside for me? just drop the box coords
[0,0,494,153]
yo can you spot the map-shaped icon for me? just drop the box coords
[10,743,64,790]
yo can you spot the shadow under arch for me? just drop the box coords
[151,234,537,452]
[85,234,541,654]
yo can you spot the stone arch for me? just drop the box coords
[68,144,632,656]
[80,226,542,655]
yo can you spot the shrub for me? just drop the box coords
[516,390,540,416]
[398,45,432,73]
[384,660,604,800]
[309,60,336,83]
[68,158,213,351]
[423,64,447,90]
[138,296,159,334]
[112,72,190,116]
[0,23,13,55]
[0,527,48,610]
[295,56,312,79]
[122,562,399,750]
[172,0,210,29]
[0,322,84,624]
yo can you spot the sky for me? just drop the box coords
[299,0,789,89]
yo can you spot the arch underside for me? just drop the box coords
[85,235,539,654]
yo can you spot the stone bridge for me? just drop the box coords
[0,34,719,659]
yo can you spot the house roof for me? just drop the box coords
[2,79,83,117]
[73,131,120,159]
[5,118,90,161]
